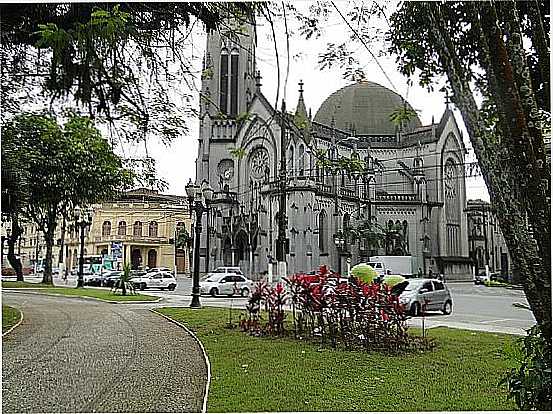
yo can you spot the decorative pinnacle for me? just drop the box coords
[299,79,304,94]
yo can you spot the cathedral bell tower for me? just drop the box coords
[200,16,257,119]
[196,13,258,187]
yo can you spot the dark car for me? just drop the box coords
[102,271,124,287]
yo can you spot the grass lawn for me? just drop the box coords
[2,281,159,302]
[2,305,22,334]
[159,307,518,412]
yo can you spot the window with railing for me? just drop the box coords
[149,221,158,237]
[102,221,111,236]
[133,221,142,237]
[118,221,127,236]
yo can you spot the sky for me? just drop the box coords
[128,1,490,201]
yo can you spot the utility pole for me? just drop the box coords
[276,100,288,282]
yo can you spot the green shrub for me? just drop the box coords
[501,324,552,410]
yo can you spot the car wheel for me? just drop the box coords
[140,283,146,291]
[240,287,250,297]
[442,300,452,315]
[410,302,421,317]
[168,284,176,291]
[210,287,218,297]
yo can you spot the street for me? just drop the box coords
[10,274,535,336]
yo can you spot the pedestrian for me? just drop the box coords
[428,268,433,279]
[63,268,68,284]
[417,267,423,278]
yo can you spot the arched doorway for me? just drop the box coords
[222,237,232,266]
[131,249,142,270]
[176,248,186,273]
[147,249,157,268]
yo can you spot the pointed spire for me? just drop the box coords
[295,79,308,120]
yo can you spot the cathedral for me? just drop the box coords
[194,18,473,280]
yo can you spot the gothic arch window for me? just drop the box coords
[149,221,158,237]
[133,221,143,237]
[318,210,327,253]
[298,144,305,176]
[118,221,127,236]
[288,145,295,174]
[402,220,409,253]
[219,48,229,114]
[102,220,111,236]
[230,48,239,117]
[444,158,461,255]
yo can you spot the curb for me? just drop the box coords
[1,289,163,304]
[2,307,24,337]
[150,309,211,414]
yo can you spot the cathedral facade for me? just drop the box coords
[194,19,473,280]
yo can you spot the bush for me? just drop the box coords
[241,265,429,353]
[501,324,552,410]
[2,267,16,276]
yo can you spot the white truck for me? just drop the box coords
[368,256,413,277]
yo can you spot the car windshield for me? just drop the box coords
[403,280,425,291]
[204,275,223,282]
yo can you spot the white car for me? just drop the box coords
[131,271,177,291]
[200,273,252,297]
[207,267,244,276]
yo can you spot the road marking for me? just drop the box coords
[480,318,513,324]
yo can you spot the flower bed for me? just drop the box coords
[241,265,431,352]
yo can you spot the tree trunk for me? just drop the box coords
[7,215,23,281]
[58,215,66,264]
[426,2,551,343]
[41,212,57,285]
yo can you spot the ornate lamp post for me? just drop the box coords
[333,230,346,275]
[186,179,214,309]
[73,205,93,288]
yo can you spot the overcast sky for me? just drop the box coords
[128,1,490,201]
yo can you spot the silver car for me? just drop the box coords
[398,278,453,316]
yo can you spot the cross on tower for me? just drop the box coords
[298,79,304,94]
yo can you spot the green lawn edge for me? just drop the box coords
[2,281,159,302]
[2,304,22,334]
[158,306,518,412]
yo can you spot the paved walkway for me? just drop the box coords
[2,292,207,413]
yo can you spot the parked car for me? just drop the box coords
[474,270,490,285]
[207,267,244,276]
[398,278,453,316]
[130,271,177,291]
[146,267,174,274]
[81,271,96,285]
[130,270,147,278]
[101,271,124,287]
[200,273,252,297]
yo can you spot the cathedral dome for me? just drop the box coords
[314,81,422,135]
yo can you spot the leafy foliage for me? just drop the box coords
[1,2,258,144]
[501,324,552,410]
[2,113,133,283]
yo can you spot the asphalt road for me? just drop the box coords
[10,274,536,335]
[2,292,207,413]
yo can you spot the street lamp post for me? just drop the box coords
[186,179,214,309]
[73,205,93,288]
[333,230,346,275]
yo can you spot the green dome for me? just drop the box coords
[314,81,422,135]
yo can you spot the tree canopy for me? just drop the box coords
[2,113,133,282]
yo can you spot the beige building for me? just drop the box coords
[15,189,192,274]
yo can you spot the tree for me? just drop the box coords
[1,133,30,281]
[387,0,550,346]
[0,2,258,144]
[2,113,133,284]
